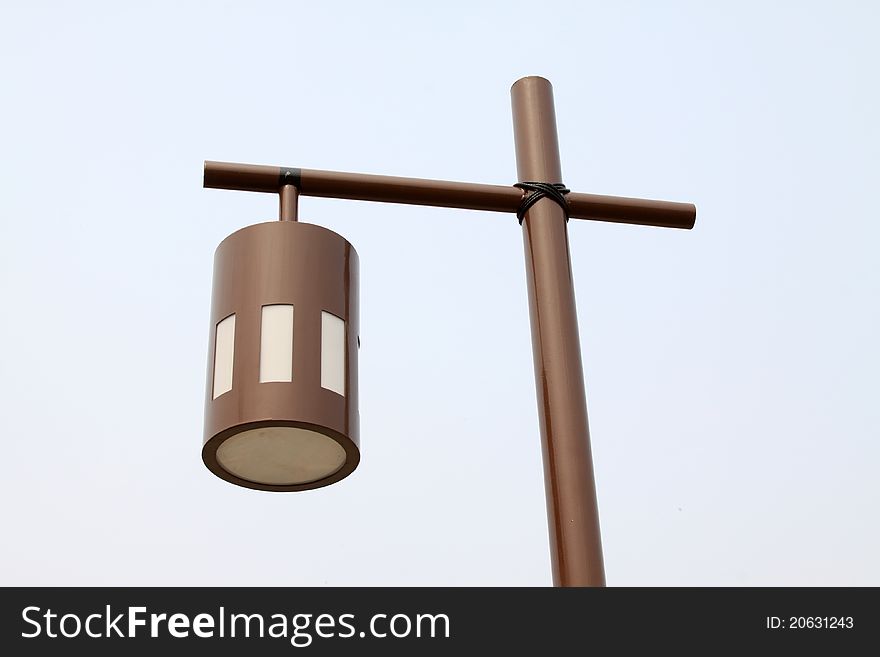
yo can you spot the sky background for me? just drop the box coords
[1,1,877,586]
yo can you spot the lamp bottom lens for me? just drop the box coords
[216,426,347,486]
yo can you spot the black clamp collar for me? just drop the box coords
[514,182,571,224]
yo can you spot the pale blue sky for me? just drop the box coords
[1,1,877,585]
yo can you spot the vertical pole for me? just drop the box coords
[280,183,299,221]
[511,76,605,586]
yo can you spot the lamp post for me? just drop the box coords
[201,77,696,586]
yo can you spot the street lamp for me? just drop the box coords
[200,77,696,586]
[202,220,360,492]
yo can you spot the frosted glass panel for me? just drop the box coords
[212,314,235,399]
[321,311,345,396]
[260,304,294,383]
[216,426,346,485]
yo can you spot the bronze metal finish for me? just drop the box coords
[203,221,360,492]
[202,76,696,585]
[204,161,696,230]
[279,184,298,221]
[512,77,605,587]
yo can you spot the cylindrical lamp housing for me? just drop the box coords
[202,221,359,491]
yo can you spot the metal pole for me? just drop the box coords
[511,76,605,587]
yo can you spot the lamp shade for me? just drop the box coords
[202,220,359,491]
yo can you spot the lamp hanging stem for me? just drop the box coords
[280,184,299,221]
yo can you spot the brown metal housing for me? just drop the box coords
[203,221,360,491]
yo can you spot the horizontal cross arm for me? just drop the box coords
[204,160,695,230]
